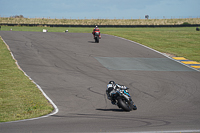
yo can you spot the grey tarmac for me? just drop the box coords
[0,31,200,133]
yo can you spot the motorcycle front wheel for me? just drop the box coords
[118,98,133,111]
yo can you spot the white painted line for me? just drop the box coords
[1,38,59,124]
[127,130,200,133]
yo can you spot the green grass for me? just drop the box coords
[102,27,200,62]
[0,26,200,122]
[0,26,92,33]
[0,37,53,122]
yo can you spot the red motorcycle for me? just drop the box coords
[92,28,101,43]
[94,32,101,43]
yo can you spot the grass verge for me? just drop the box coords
[102,27,200,62]
[0,36,53,122]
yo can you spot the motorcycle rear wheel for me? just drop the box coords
[95,36,99,43]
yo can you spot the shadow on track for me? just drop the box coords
[88,41,96,43]
[96,108,125,112]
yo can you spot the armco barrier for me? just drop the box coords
[0,23,200,28]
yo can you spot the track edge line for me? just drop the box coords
[0,37,59,124]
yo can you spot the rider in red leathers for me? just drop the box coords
[92,26,101,39]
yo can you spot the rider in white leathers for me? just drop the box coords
[106,81,128,105]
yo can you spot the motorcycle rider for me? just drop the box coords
[92,26,101,39]
[106,81,128,105]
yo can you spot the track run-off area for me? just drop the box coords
[0,31,200,133]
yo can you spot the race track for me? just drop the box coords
[0,31,200,133]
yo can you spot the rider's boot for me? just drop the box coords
[133,104,137,110]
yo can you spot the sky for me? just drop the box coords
[0,0,199,19]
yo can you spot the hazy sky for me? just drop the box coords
[0,0,199,19]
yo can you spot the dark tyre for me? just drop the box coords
[95,37,99,43]
[96,36,99,43]
[118,98,133,111]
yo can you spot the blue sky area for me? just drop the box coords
[0,0,199,19]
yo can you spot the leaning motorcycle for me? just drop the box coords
[111,88,137,111]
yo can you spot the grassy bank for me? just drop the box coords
[102,27,200,62]
[1,17,200,25]
[0,37,53,122]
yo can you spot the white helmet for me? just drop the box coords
[96,26,98,28]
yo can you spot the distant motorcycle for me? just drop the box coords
[111,88,137,111]
[93,31,101,43]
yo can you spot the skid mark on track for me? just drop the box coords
[87,87,104,96]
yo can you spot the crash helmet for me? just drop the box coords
[109,81,115,85]
[96,26,98,28]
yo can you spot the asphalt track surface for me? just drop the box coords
[1,31,200,133]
